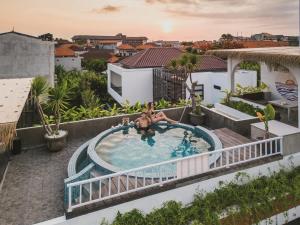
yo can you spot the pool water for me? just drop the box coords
[95,125,211,171]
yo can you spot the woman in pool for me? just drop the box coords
[146,102,177,124]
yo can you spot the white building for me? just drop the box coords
[55,44,82,71]
[107,48,257,105]
[0,31,55,85]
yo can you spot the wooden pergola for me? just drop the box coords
[207,47,300,127]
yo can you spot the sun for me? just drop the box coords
[161,21,173,33]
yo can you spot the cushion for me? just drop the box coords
[275,82,298,101]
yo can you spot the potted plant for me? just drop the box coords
[189,95,205,126]
[31,76,70,152]
[256,104,275,139]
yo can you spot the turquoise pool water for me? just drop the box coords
[95,124,212,171]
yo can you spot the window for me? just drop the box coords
[194,84,204,99]
[111,71,122,96]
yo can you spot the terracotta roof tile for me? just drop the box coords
[55,44,75,57]
[136,44,156,50]
[119,47,183,68]
[117,44,135,50]
[195,55,227,72]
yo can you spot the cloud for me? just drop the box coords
[91,5,122,14]
[145,0,298,29]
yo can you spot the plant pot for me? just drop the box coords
[44,130,68,152]
[189,112,205,126]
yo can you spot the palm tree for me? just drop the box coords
[31,76,52,135]
[31,76,70,135]
[169,53,200,112]
[48,81,70,134]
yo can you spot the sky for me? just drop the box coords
[0,0,299,41]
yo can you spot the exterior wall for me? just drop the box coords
[42,153,300,225]
[261,63,297,100]
[187,70,257,105]
[17,107,190,149]
[55,57,82,71]
[0,33,55,86]
[107,63,153,105]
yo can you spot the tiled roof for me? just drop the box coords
[108,55,120,63]
[81,49,114,61]
[117,44,135,50]
[119,47,183,68]
[241,40,289,48]
[55,44,75,57]
[136,44,156,50]
[195,55,227,72]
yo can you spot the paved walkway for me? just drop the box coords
[0,138,88,225]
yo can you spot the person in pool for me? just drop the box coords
[146,102,177,124]
[135,112,152,134]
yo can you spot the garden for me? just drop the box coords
[100,165,300,225]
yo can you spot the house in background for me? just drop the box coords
[116,44,137,57]
[55,44,82,71]
[107,47,257,105]
[0,31,55,85]
[72,33,148,49]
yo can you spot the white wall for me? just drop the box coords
[45,152,300,225]
[0,32,55,86]
[107,64,154,105]
[55,57,82,71]
[187,70,257,105]
[261,63,297,100]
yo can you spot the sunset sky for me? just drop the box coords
[0,0,299,41]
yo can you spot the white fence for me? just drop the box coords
[66,137,283,212]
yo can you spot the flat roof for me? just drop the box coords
[207,47,300,67]
[0,78,32,124]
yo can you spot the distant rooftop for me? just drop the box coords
[207,47,300,67]
[72,34,147,41]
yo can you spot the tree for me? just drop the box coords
[169,54,200,112]
[220,33,234,41]
[31,76,70,135]
[82,59,107,74]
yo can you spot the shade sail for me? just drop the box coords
[0,78,32,149]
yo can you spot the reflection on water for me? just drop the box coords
[95,125,211,170]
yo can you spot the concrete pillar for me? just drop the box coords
[227,57,241,91]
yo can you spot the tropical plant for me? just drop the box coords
[168,53,200,112]
[235,82,268,96]
[224,101,263,117]
[194,95,202,115]
[82,58,107,74]
[81,89,101,109]
[221,89,233,105]
[256,104,276,139]
[31,76,70,135]
[104,166,300,225]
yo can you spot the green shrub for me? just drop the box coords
[223,101,263,117]
[104,166,300,225]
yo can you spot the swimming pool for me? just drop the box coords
[87,122,222,173]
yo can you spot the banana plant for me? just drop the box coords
[256,104,275,139]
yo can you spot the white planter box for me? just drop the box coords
[213,103,255,121]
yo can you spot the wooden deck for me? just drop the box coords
[213,128,251,148]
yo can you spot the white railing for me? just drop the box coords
[66,137,283,212]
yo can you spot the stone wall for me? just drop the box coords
[17,107,191,149]
[0,32,55,85]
